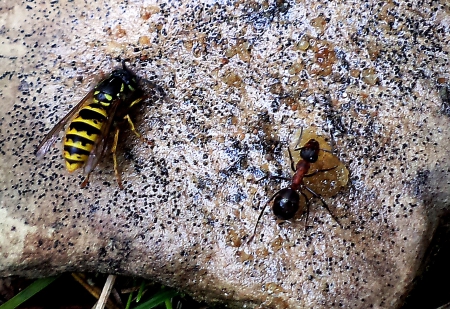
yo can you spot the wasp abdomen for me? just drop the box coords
[63,102,109,172]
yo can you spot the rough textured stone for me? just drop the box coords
[1,1,449,308]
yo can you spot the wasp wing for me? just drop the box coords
[35,90,95,160]
[82,98,122,175]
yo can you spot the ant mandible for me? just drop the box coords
[248,129,343,243]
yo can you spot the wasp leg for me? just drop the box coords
[112,127,124,190]
[80,173,91,188]
[129,97,143,108]
[124,114,153,145]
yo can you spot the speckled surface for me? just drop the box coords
[1,1,450,308]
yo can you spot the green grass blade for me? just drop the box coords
[125,290,134,309]
[164,299,173,309]
[0,275,60,309]
[136,280,146,302]
[132,289,178,309]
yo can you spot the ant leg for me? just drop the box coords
[325,126,345,157]
[124,114,153,145]
[255,174,270,183]
[247,188,284,244]
[300,191,310,229]
[287,147,296,172]
[304,166,338,178]
[256,173,290,183]
[329,126,337,154]
[320,148,334,154]
[112,128,124,190]
[269,175,291,181]
[80,173,91,188]
[304,186,343,228]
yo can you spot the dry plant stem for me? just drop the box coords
[94,275,117,309]
[71,273,120,309]
[71,273,102,300]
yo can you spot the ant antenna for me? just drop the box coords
[293,127,334,155]
[293,127,304,150]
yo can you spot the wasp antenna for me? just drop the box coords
[121,59,128,70]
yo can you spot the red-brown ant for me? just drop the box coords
[248,131,343,243]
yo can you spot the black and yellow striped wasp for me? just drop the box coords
[36,61,162,189]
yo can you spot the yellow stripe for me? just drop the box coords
[64,151,88,172]
[83,105,108,117]
[64,140,94,152]
[65,160,84,172]
[104,93,113,101]
[66,128,98,142]
[64,151,89,162]
[71,118,103,130]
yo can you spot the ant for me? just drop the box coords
[248,130,343,243]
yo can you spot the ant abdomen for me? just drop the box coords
[273,188,300,220]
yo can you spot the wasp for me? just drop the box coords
[36,61,161,189]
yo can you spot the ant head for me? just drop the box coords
[300,139,320,163]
